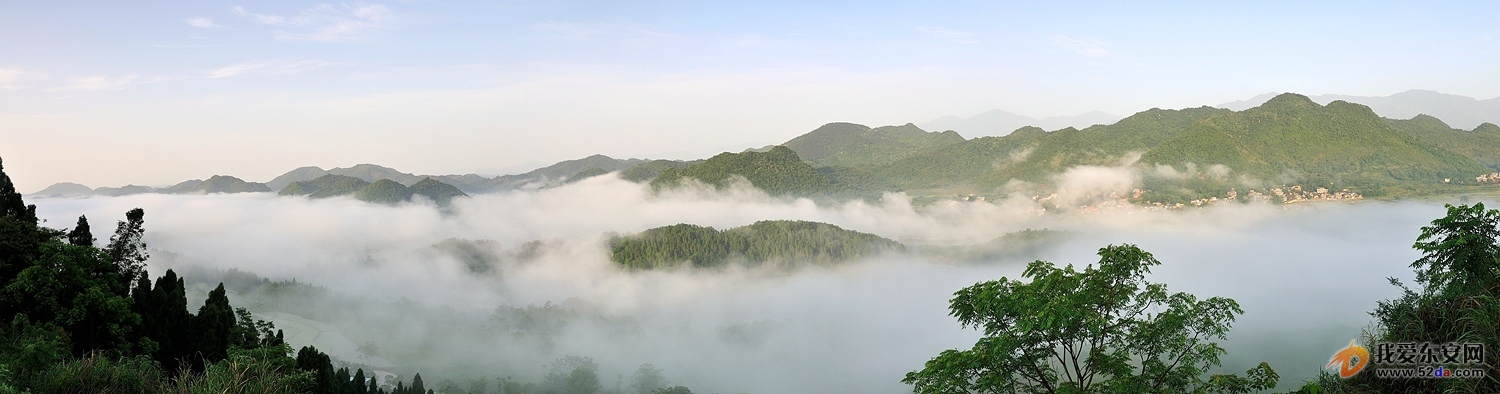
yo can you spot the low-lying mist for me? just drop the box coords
[30,174,1469,393]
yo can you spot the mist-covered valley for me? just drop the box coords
[28,174,1466,393]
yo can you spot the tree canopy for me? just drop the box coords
[903,244,1277,394]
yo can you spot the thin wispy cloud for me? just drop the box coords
[532,20,680,44]
[232,6,287,25]
[1051,36,1113,57]
[0,68,45,90]
[233,3,393,42]
[915,26,977,44]
[207,59,338,79]
[153,44,212,49]
[185,17,224,29]
[44,75,139,92]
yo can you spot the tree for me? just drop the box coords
[354,369,368,394]
[630,364,667,394]
[1322,203,1500,392]
[651,387,691,394]
[0,157,50,293]
[105,208,148,291]
[296,346,337,394]
[194,283,236,365]
[903,244,1277,394]
[67,216,92,247]
[410,373,426,394]
[545,356,600,394]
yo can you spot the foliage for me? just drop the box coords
[651,386,692,394]
[619,160,696,183]
[610,220,904,269]
[0,158,358,393]
[66,215,92,247]
[107,208,149,290]
[544,355,601,394]
[30,353,165,394]
[1318,203,1500,392]
[903,244,1277,394]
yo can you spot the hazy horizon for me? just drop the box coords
[4,1,1499,192]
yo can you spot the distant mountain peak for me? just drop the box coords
[1260,92,1319,108]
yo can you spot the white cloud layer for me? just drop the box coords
[28,174,1455,392]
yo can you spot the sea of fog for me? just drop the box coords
[30,174,1470,393]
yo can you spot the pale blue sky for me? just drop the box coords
[2,1,1497,191]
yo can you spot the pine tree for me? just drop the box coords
[67,215,93,246]
[296,346,338,394]
[411,373,425,394]
[144,270,193,372]
[193,283,236,365]
[336,368,352,394]
[354,369,368,394]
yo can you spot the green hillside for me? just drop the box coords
[1141,94,1487,194]
[191,175,272,193]
[327,164,424,185]
[265,166,329,190]
[620,159,697,182]
[488,154,649,190]
[281,174,466,205]
[279,174,371,197]
[609,220,904,269]
[650,146,844,195]
[873,106,1228,189]
[353,179,414,204]
[1387,116,1500,170]
[409,177,469,205]
[783,122,965,168]
[159,175,271,194]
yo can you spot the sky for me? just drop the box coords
[3,1,1498,192]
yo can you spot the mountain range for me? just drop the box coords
[920,109,1121,138]
[1217,90,1500,130]
[28,91,1500,207]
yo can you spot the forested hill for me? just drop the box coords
[873,106,1230,189]
[609,220,904,269]
[1139,94,1487,192]
[648,146,865,196]
[1386,115,1500,169]
[728,93,1500,200]
[281,174,468,206]
[29,92,1500,204]
[782,122,965,168]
